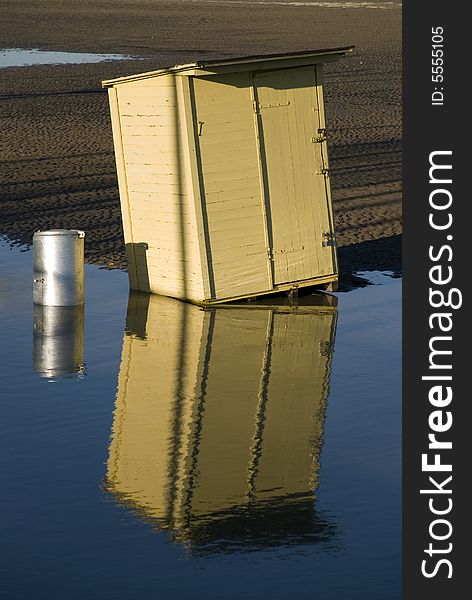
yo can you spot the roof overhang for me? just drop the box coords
[102,47,354,88]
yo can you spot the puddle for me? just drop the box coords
[0,240,401,600]
[0,48,135,69]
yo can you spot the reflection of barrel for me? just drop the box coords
[106,293,337,554]
[33,304,85,379]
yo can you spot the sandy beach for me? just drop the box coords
[0,0,401,277]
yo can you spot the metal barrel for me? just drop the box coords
[33,304,85,379]
[33,229,85,306]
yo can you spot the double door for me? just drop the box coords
[192,65,336,298]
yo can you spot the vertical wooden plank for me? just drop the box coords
[178,76,213,300]
[290,71,320,276]
[250,74,275,289]
[108,87,138,289]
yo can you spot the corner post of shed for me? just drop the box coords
[107,85,139,290]
[176,75,215,301]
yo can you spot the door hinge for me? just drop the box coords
[253,100,259,114]
[267,248,274,261]
[322,232,336,247]
[317,167,330,176]
[317,128,327,143]
[311,128,327,143]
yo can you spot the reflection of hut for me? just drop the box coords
[102,48,353,304]
[106,293,337,554]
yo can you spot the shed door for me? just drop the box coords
[191,73,271,300]
[254,67,335,285]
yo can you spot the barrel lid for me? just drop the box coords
[34,229,85,238]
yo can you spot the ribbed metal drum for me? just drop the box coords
[33,230,85,306]
[33,304,85,379]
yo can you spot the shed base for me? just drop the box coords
[193,274,338,306]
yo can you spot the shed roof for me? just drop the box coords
[102,46,354,87]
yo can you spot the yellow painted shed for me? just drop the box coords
[102,48,353,304]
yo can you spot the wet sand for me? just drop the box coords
[0,0,401,275]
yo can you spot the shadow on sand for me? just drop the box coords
[337,234,401,291]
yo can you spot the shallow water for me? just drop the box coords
[0,240,400,599]
[0,48,134,69]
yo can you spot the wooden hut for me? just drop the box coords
[102,48,353,304]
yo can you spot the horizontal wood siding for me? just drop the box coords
[115,75,204,299]
[192,74,270,299]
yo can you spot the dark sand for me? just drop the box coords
[0,0,401,277]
